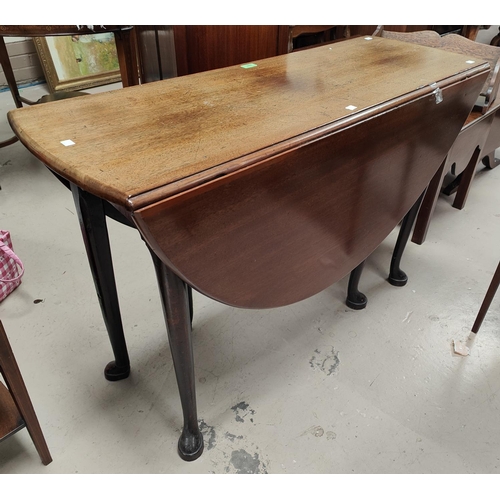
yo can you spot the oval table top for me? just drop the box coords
[8,36,489,210]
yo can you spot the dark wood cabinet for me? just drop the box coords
[135,25,487,83]
[172,25,289,76]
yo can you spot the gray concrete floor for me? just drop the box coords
[0,81,499,475]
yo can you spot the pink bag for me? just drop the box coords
[0,230,24,302]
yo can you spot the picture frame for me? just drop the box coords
[33,32,121,93]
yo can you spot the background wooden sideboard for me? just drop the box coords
[134,25,491,83]
[1,25,494,91]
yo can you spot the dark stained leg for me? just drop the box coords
[412,158,447,245]
[71,184,130,381]
[346,260,367,310]
[0,136,18,148]
[453,147,482,209]
[0,321,52,465]
[150,253,203,461]
[388,192,425,287]
[188,285,194,325]
[472,262,500,334]
[442,173,462,196]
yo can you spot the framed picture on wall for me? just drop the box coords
[33,32,121,93]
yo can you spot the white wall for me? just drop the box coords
[4,37,29,43]
[476,25,499,44]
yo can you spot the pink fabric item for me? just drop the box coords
[0,230,24,301]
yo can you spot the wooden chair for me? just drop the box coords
[480,107,500,170]
[0,320,52,465]
[373,27,500,244]
[0,25,139,149]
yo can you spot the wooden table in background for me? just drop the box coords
[8,37,488,461]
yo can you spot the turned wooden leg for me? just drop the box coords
[150,257,203,461]
[389,192,424,287]
[0,322,52,465]
[346,260,367,310]
[71,184,130,381]
[453,147,482,210]
[472,262,500,334]
[412,158,447,245]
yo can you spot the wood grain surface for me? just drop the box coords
[134,73,487,308]
[0,382,24,442]
[8,36,489,209]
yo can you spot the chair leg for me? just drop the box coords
[471,262,500,334]
[412,159,447,245]
[482,151,500,170]
[442,172,462,196]
[452,146,482,210]
[0,322,52,465]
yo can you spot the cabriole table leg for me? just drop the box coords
[150,256,203,461]
[388,192,425,287]
[71,184,131,381]
[346,260,367,310]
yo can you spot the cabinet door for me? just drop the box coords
[173,25,288,75]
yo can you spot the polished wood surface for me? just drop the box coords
[9,37,489,308]
[135,26,178,83]
[136,74,484,308]
[172,26,288,75]
[376,29,500,111]
[8,37,488,209]
[169,26,485,77]
[7,37,489,460]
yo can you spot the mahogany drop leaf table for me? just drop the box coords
[8,37,488,461]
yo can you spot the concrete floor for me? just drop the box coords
[0,81,499,475]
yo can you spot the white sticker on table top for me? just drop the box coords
[345,105,357,111]
[60,139,75,146]
[466,60,475,64]
[364,37,373,40]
